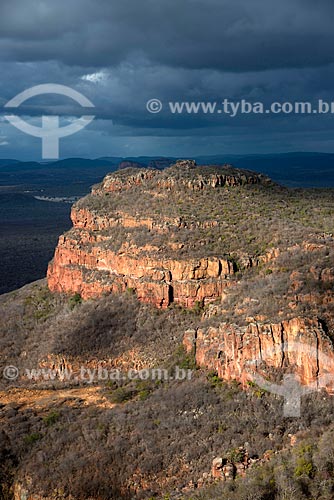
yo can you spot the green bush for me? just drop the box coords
[109,387,135,404]
[294,444,315,478]
[68,292,82,309]
[206,371,222,388]
[24,433,41,445]
[43,411,60,427]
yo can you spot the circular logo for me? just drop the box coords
[4,84,95,159]
[3,365,19,381]
[146,98,163,114]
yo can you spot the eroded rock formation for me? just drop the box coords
[48,160,269,306]
[46,160,334,394]
[184,317,334,391]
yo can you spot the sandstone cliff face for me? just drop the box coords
[47,229,235,306]
[184,317,334,391]
[92,161,269,195]
[47,160,334,392]
[48,160,270,307]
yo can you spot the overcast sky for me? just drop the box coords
[0,0,334,159]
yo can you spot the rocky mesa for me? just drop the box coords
[47,159,334,390]
[47,160,269,307]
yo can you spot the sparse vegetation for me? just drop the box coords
[2,166,334,499]
[77,168,334,263]
[68,292,82,309]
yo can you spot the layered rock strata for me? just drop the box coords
[184,317,334,392]
[48,161,269,306]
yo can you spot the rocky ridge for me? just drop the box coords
[47,160,334,392]
[47,160,269,307]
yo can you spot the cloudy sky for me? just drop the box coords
[0,0,334,159]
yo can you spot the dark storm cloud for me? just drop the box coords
[0,0,334,71]
[1,0,334,158]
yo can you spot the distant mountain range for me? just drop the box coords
[1,152,334,191]
[210,152,334,188]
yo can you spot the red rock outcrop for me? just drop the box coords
[47,229,235,306]
[48,161,270,306]
[47,160,334,392]
[184,317,334,391]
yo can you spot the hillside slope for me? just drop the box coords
[2,160,334,498]
[1,281,334,500]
